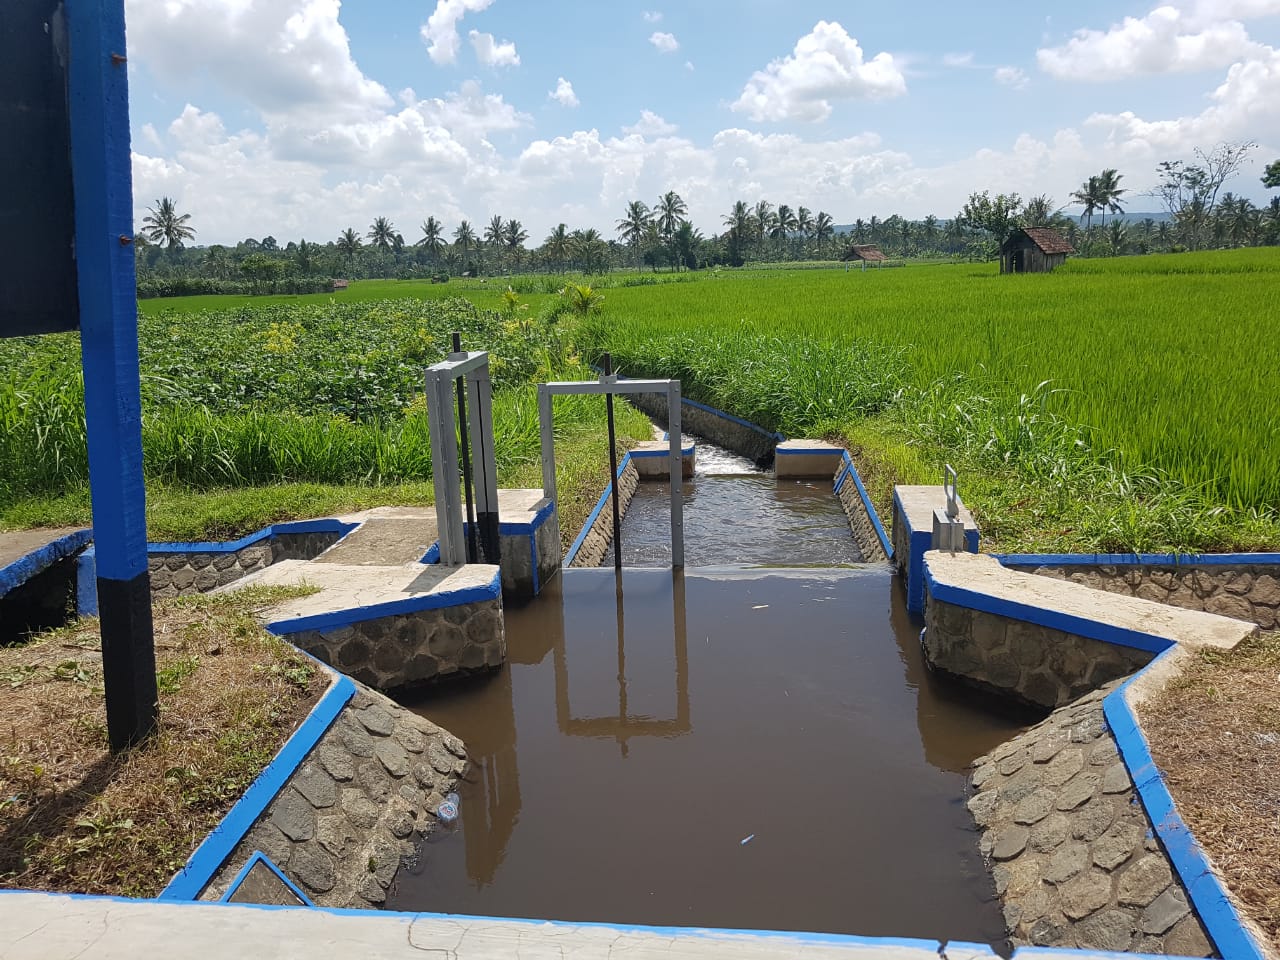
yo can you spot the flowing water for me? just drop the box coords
[390,435,1027,942]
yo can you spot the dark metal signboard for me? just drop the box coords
[1,1,81,337]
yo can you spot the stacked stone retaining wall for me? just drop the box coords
[200,684,466,908]
[1015,563,1280,630]
[835,465,887,563]
[149,530,348,600]
[281,598,505,692]
[626,392,778,464]
[924,596,1153,710]
[568,459,639,567]
[969,683,1213,956]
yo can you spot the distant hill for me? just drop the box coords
[831,211,1173,234]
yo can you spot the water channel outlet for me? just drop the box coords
[390,434,1032,945]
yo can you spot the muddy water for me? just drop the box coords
[392,567,1026,943]
[611,444,862,567]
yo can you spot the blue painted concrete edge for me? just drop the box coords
[834,452,893,559]
[218,851,314,907]
[996,552,1280,568]
[923,565,1169,654]
[564,453,634,568]
[265,572,502,636]
[1104,657,1265,960]
[924,554,1267,959]
[0,529,93,599]
[148,519,357,554]
[158,670,356,900]
[777,446,844,457]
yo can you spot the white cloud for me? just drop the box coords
[731,21,906,123]
[995,66,1029,89]
[421,0,495,65]
[649,31,679,53]
[642,10,662,22]
[124,0,392,118]
[1037,4,1263,81]
[469,29,520,67]
[623,110,678,138]
[549,77,580,108]
[685,61,695,72]
[943,52,975,68]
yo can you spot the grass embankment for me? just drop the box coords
[0,586,320,897]
[1142,632,1280,948]
[0,296,650,544]
[584,248,1280,553]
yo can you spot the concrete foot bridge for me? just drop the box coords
[1,351,1274,960]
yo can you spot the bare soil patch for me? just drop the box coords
[1143,631,1280,950]
[0,585,321,897]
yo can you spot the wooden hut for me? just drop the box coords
[1000,228,1073,274]
[841,244,888,270]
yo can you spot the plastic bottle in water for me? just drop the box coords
[437,792,460,824]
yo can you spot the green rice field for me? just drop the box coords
[3,248,1277,552]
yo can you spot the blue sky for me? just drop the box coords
[124,0,1280,245]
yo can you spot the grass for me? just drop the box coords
[578,248,1280,553]
[1141,631,1280,949]
[0,585,322,898]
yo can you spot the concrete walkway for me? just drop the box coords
[316,508,438,566]
[0,892,963,960]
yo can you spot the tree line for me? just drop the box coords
[135,141,1280,291]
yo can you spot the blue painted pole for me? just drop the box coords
[68,0,157,751]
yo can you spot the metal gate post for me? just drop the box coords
[538,383,556,504]
[667,380,684,567]
[466,357,500,564]
[425,367,466,565]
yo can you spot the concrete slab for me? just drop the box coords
[496,488,549,519]
[0,527,88,570]
[246,560,500,623]
[775,440,846,479]
[894,486,979,536]
[316,511,437,566]
[629,440,696,479]
[925,551,1257,652]
[0,892,953,960]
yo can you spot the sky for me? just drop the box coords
[124,0,1280,246]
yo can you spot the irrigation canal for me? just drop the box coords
[392,438,1030,944]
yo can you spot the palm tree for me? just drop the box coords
[544,223,570,272]
[1071,176,1101,232]
[336,228,361,272]
[1096,168,1126,227]
[813,211,834,251]
[1020,195,1061,228]
[656,191,688,238]
[453,220,476,273]
[671,221,703,271]
[773,204,797,258]
[616,200,652,267]
[504,218,528,269]
[482,214,506,273]
[417,217,446,269]
[753,200,775,257]
[140,197,196,248]
[367,217,395,250]
[722,200,754,265]
[920,215,940,252]
[570,227,605,273]
[795,207,814,259]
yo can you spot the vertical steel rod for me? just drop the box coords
[603,353,622,571]
[453,332,479,564]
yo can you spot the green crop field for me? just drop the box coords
[581,248,1280,552]
[5,248,1277,553]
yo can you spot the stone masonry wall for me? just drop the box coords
[924,596,1153,710]
[282,597,505,692]
[835,465,886,563]
[968,682,1213,956]
[626,392,778,465]
[569,460,639,568]
[148,531,346,600]
[1018,564,1280,630]
[200,682,467,908]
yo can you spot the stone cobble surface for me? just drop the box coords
[284,596,505,691]
[924,598,1153,709]
[834,464,886,563]
[969,683,1213,956]
[148,531,346,600]
[569,461,639,568]
[1024,564,1280,630]
[201,683,467,909]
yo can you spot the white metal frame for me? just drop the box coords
[425,350,498,566]
[537,375,684,567]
